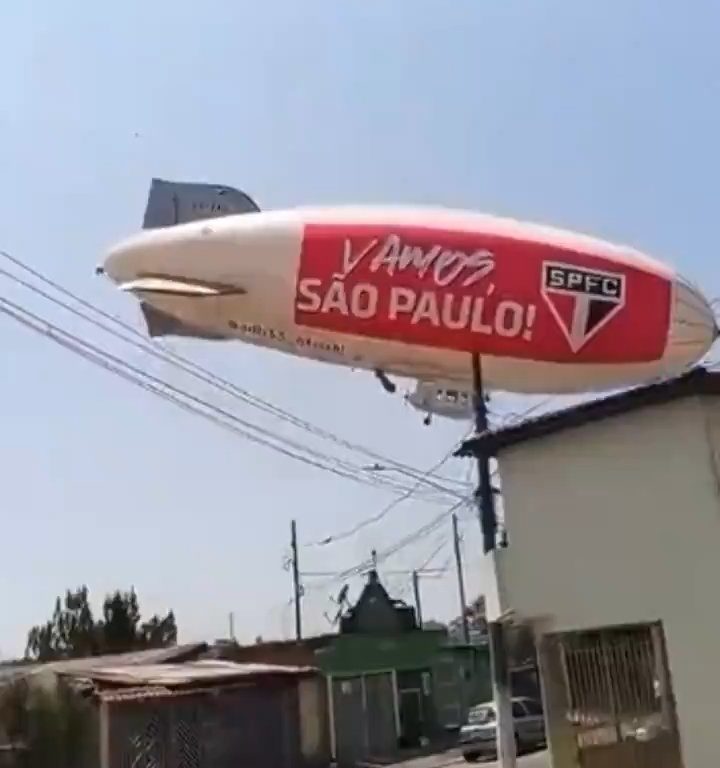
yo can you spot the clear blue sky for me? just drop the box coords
[1,1,718,656]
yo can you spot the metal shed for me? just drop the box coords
[73,661,330,768]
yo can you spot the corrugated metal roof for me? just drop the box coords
[44,642,208,673]
[68,660,316,688]
[0,643,208,685]
[98,686,174,703]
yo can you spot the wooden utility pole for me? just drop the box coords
[452,511,470,644]
[471,353,516,768]
[412,570,423,628]
[290,519,302,640]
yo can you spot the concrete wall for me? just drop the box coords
[494,394,720,768]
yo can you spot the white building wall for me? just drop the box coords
[494,395,720,768]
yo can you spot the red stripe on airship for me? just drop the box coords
[294,223,672,364]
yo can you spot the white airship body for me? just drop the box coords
[102,205,717,395]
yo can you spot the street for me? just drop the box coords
[384,748,549,768]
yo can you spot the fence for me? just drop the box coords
[549,622,684,768]
[102,680,327,768]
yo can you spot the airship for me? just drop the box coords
[101,185,717,397]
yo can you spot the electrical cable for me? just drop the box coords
[0,252,483,563]
[414,535,449,572]
[0,295,459,494]
[304,432,473,547]
[0,250,470,491]
[304,499,469,591]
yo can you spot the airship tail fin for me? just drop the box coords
[142,178,261,229]
[139,302,228,340]
[121,275,245,337]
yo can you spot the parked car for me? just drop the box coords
[458,697,546,762]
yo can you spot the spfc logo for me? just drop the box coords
[541,262,626,353]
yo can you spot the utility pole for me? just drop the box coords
[452,511,470,644]
[290,519,302,640]
[228,612,235,641]
[412,570,423,628]
[471,353,516,768]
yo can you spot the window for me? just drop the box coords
[512,702,528,718]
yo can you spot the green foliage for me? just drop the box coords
[0,678,96,768]
[25,586,177,661]
[0,678,31,750]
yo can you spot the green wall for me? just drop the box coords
[314,631,490,700]
[314,630,448,676]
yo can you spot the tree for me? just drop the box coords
[422,620,447,631]
[25,586,97,661]
[447,594,488,643]
[25,585,177,661]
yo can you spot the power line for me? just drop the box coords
[0,275,461,497]
[360,462,472,500]
[0,252,480,571]
[0,250,469,493]
[299,504,465,632]
[305,434,472,547]
[0,294,460,494]
[301,565,447,578]
[0,284,457,500]
[415,535,449,572]
[304,499,469,591]
[495,398,554,426]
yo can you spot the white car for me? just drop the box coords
[458,697,546,762]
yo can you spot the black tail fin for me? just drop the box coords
[142,178,261,229]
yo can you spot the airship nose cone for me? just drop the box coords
[102,218,218,286]
[102,228,178,285]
